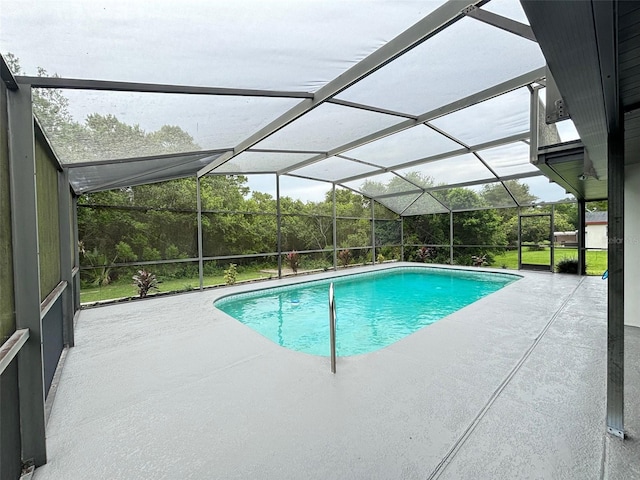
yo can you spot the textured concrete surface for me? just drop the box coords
[603,326,640,480]
[32,263,639,479]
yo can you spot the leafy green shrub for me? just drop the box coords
[377,253,385,263]
[426,247,449,264]
[142,246,161,261]
[556,258,580,274]
[132,270,159,298]
[115,241,137,262]
[203,262,223,277]
[157,261,198,280]
[378,246,398,261]
[82,247,117,286]
[453,254,473,266]
[303,256,332,270]
[165,244,187,260]
[224,263,238,285]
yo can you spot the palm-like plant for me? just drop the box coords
[416,246,432,263]
[286,251,300,273]
[471,254,487,267]
[132,270,159,298]
[338,249,351,268]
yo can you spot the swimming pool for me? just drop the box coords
[214,266,519,356]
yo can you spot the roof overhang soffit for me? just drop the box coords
[521,0,617,197]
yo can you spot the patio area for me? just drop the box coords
[34,264,640,479]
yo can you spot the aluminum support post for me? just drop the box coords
[371,200,376,264]
[332,184,337,271]
[550,204,555,272]
[196,176,204,290]
[517,207,522,270]
[400,216,404,261]
[606,117,625,439]
[529,85,540,165]
[578,200,586,275]
[7,85,47,466]
[276,175,282,279]
[57,169,74,347]
[449,211,454,264]
[72,196,81,311]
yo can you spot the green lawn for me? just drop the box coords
[491,247,607,276]
[80,270,273,303]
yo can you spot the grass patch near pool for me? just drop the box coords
[80,270,273,303]
[491,248,607,275]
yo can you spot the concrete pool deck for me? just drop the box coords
[34,263,639,479]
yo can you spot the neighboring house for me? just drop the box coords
[586,211,608,249]
[554,231,578,247]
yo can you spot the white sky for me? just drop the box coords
[1,0,574,205]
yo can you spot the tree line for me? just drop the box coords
[76,172,580,286]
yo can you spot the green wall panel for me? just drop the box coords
[0,81,16,342]
[35,137,61,301]
[69,189,75,269]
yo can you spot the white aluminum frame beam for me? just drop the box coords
[247,148,326,155]
[16,76,312,99]
[279,67,545,176]
[350,171,542,201]
[198,0,488,178]
[370,187,424,201]
[333,132,530,185]
[463,5,537,42]
[326,98,419,120]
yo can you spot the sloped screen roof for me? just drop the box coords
[2,0,576,214]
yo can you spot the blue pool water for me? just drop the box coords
[214,266,519,356]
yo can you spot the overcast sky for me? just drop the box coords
[1,0,576,205]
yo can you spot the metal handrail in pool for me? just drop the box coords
[329,282,337,374]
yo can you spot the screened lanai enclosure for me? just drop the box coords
[1,0,639,478]
[3,0,593,301]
